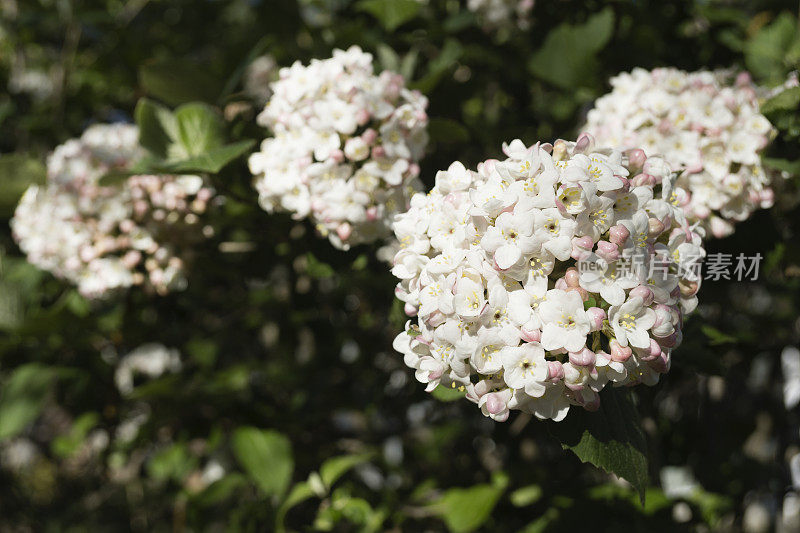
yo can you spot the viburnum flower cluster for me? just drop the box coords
[248,46,429,250]
[584,68,778,238]
[391,135,705,422]
[11,123,214,298]
[467,0,535,30]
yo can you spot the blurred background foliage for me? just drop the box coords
[1,0,800,531]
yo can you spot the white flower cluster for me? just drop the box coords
[248,46,429,250]
[584,68,777,238]
[391,135,705,422]
[12,123,214,298]
[115,343,182,395]
[467,0,535,30]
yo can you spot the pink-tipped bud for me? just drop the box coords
[564,267,581,288]
[679,279,699,297]
[329,149,344,163]
[608,224,630,246]
[638,338,662,361]
[631,173,657,187]
[571,236,594,261]
[474,380,492,398]
[648,217,665,238]
[626,149,647,172]
[547,360,565,381]
[371,146,386,159]
[356,108,371,126]
[575,132,595,153]
[408,163,420,178]
[649,351,670,373]
[361,128,378,145]
[610,339,632,363]
[566,286,589,301]
[485,392,506,415]
[366,206,378,221]
[587,307,606,332]
[569,347,596,367]
[595,240,620,263]
[336,222,352,242]
[735,71,753,87]
[629,285,654,306]
[555,278,568,290]
[655,332,678,348]
[404,303,418,317]
[520,328,541,343]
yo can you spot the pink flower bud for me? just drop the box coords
[586,307,606,332]
[404,303,418,317]
[735,71,752,87]
[631,173,657,187]
[371,146,386,159]
[366,206,378,221]
[637,338,662,361]
[648,217,665,238]
[610,339,632,363]
[474,380,492,398]
[485,392,506,415]
[554,278,568,290]
[408,163,420,178]
[655,332,678,348]
[629,285,654,306]
[575,132,595,153]
[336,222,352,242]
[329,149,344,163]
[608,224,630,246]
[679,279,699,297]
[520,328,541,343]
[564,267,580,288]
[355,108,371,126]
[648,351,670,373]
[569,347,596,367]
[547,360,565,381]
[361,128,378,145]
[626,149,647,172]
[565,286,589,301]
[571,236,594,261]
[595,240,620,263]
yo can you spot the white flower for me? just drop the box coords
[584,67,782,238]
[249,46,428,251]
[115,343,182,395]
[467,0,535,31]
[609,296,657,349]
[538,289,591,352]
[390,135,705,422]
[11,123,212,299]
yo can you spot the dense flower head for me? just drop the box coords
[248,45,429,250]
[467,0,535,30]
[391,135,705,422]
[584,67,779,238]
[12,123,214,298]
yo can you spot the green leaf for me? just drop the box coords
[158,139,255,174]
[745,12,799,82]
[528,8,615,89]
[194,473,247,506]
[509,485,543,507]
[763,157,800,176]
[276,482,316,532]
[413,39,463,93]
[231,427,294,498]
[761,86,800,115]
[431,385,465,402]
[547,387,648,504]
[0,364,59,441]
[172,102,226,158]
[320,452,373,488]
[134,98,175,158]
[147,443,196,482]
[357,0,421,31]
[433,483,505,533]
[0,153,46,217]
[51,412,100,458]
[700,325,737,345]
[0,281,23,331]
[139,58,223,106]
[305,253,335,279]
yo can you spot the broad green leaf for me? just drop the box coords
[433,483,505,533]
[51,412,100,458]
[528,8,615,89]
[413,39,463,93]
[357,0,421,31]
[0,154,46,217]
[276,482,315,532]
[320,452,373,488]
[744,12,799,82]
[194,473,247,506]
[509,484,543,507]
[159,139,255,174]
[147,443,196,482]
[547,387,648,503]
[305,253,335,279]
[763,157,800,176]
[761,86,800,115]
[139,59,223,106]
[0,364,59,441]
[701,325,737,345]
[432,385,465,402]
[134,98,175,158]
[231,427,293,497]
[172,103,226,158]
